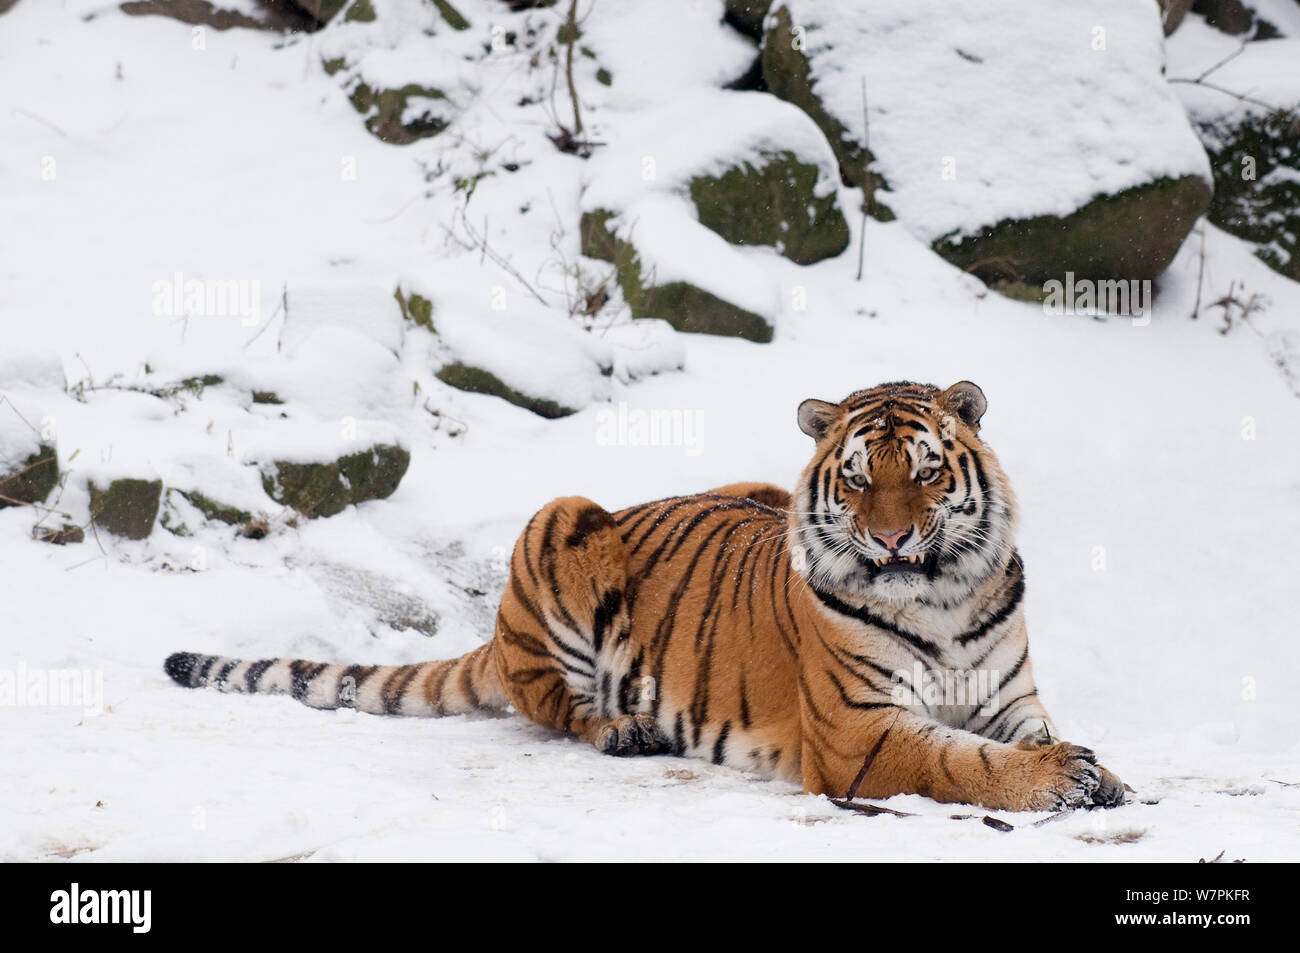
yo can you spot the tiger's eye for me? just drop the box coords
[916,467,936,483]
[848,472,868,488]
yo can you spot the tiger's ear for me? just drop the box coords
[797,399,839,440]
[939,381,987,432]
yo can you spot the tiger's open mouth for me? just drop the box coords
[867,553,933,575]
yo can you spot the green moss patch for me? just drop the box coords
[262,444,410,518]
[581,210,774,343]
[435,363,576,419]
[933,174,1212,287]
[395,287,435,331]
[689,150,849,265]
[433,0,470,29]
[178,489,253,526]
[349,81,450,145]
[0,445,59,508]
[89,478,163,539]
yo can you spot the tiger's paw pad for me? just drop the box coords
[594,714,668,756]
[1024,742,1101,812]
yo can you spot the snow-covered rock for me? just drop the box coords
[417,270,615,418]
[763,0,1213,288]
[581,90,844,341]
[0,351,63,509]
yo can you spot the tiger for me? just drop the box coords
[165,380,1125,811]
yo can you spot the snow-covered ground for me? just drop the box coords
[2,2,1298,861]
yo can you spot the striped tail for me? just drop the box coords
[162,644,507,716]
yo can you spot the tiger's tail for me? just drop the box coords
[162,643,507,716]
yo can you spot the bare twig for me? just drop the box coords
[856,76,869,282]
[1166,77,1280,113]
[1192,220,1207,319]
[1194,41,1248,83]
[242,283,286,351]
[443,207,550,306]
[828,798,914,817]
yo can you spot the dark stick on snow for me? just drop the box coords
[844,722,892,800]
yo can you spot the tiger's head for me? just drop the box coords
[792,380,1017,609]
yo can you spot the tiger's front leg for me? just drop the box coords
[801,705,1105,812]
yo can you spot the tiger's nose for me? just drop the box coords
[870,528,912,552]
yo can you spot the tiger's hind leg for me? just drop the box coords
[493,497,668,756]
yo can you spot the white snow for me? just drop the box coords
[1,0,1299,862]
[1167,13,1300,124]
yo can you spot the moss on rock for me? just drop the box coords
[1197,109,1300,281]
[580,210,774,343]
[689,150,849,265]
[89,478,163,539]
[343,0,374,21]
[395,287,435,331]
[262,444,410,518]
[433,0,470,29]
[178,489,253,526]
[761,6,894,219]
[932,174,1213,287]
[349,81,450,145]
[0,445,58,508]
[435,363,576,419]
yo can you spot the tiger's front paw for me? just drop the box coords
[1018,742,1101,812]
[1091,764,1126,808]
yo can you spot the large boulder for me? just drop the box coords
[763,0,1213,290]
[689,150,850,266]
